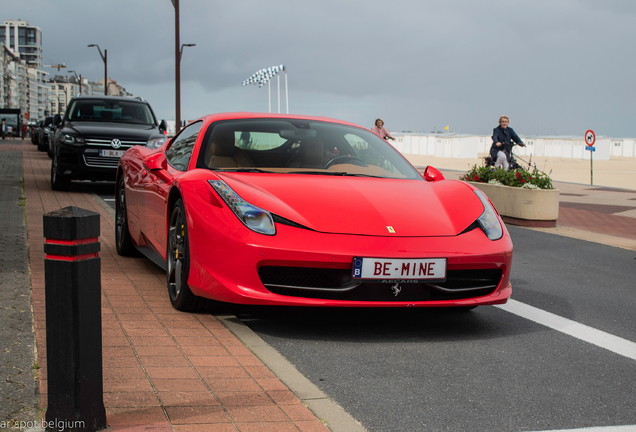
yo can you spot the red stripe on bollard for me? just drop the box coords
[45,237,99,245]
[45,252,99,261]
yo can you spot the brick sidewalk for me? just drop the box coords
[0,144,38,429]
[20,141,327,431]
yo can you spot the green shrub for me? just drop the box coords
[460,165,554,189]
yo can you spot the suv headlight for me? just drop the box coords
[61,134,85,146]
[209,180,276,235]
[474,189,503,240]
[147,137,168,149]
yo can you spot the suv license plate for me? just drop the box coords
[352,257,446,280]
[100,149,125,157]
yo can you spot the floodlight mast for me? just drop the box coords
[87,44,107,95]
[68,70,82,95]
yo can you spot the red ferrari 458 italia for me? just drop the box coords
[116,112,512,311]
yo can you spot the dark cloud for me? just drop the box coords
[4,0,636,136]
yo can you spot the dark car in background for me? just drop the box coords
[46,114,63,158]
[50,96,167,190]
[37,116,54,152]
[31,120,43,145]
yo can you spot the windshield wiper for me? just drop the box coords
[212,168,275,173]
[289,171,383,178]
[289,171,349,176]
[338,173,385,178]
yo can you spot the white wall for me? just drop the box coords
[623,139,635,157]
[391,132,624,160]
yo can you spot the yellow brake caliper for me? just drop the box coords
[175,224,184,259]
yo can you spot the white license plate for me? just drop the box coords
[99,149,125,157]
[352,257,446,280]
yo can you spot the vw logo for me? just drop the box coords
[111,139,122,149]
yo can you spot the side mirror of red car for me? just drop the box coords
[143,153,172,183]
[423,166,445,182]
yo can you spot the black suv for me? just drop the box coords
[50,96,167,190]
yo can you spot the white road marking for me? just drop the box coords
[496,299,636,361]
[530,426,636,432]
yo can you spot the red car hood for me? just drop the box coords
[217,173,483,237]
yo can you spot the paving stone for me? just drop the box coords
[0,150,38,427]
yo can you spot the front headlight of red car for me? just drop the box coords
[474,189,503,240]
[209,180,276,235]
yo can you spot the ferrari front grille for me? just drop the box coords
[259,266,502,301]
[258,267,359,292]
[430,269,502,292]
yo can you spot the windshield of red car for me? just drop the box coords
[196,119,421,179]
[67,100,155,125]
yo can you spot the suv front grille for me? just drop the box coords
[85,138,145,148]
[83,155,120,168]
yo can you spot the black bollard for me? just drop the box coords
[44,206,106,432]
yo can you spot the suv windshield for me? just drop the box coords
[197,119,421,179]
[67,99,155,125]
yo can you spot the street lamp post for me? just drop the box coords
[171,0,196,133]
[174,0,180,131]
[87,45,107,95]
[68,70,82,95]
[178,43,196,130]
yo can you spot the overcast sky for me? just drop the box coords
[4,0,636,137]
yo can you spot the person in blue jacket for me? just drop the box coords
[490,115,525,170]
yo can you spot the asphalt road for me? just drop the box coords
[232,227,636,432]
[95,185,636,431]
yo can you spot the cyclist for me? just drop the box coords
[490,115,525,170]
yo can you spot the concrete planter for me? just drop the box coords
[466,181,560,227]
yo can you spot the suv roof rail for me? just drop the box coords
[135,96,144,101]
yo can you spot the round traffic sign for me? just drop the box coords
[585,130,596,146]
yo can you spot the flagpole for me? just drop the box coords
[268,81,271,113]
[285,70,289,114]
[277,74,281,113]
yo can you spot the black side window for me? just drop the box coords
[165,122,203,171]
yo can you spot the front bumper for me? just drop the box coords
[56,145,119,181]
[185,199,513,307]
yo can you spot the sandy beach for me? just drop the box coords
[405,154,636,190]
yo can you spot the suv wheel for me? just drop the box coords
[50,154,70,191]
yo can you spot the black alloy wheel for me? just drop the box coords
[50,153,70,191]
[115,176,137,256]
[167,199,211,312]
